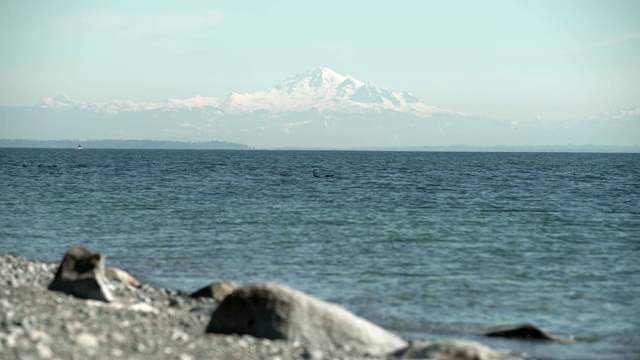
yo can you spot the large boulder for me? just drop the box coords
[190,280,237,302]
[392,339,517,360]
[206,282,407,356]
[48,246,114,302]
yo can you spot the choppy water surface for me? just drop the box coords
[1,148,639,359]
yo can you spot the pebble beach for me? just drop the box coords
[0,253,381,360]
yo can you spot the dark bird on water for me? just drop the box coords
[313,171,334,178]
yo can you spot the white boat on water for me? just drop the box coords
[77,144,82,150]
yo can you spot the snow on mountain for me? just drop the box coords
[217,67,454,115]
[160,96,221,109]
[31,67,454,116]
[36,94,223,114]
[92,100,161,114]
[587,104,640,120]
[627,104,640,117]
[17,69,637,148]
[6,88,638,149]
[37,93,86,109]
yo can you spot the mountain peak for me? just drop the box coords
[215,67,454,115]
[274,67,349,92]
[53,93,75,103]
[308,66,344,81]
[30,67,456,116]
[37,93,83,108]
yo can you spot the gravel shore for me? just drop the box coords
[0,253,378,360]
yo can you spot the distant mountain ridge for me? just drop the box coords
[1,67,639,149]
[34,67,454,116]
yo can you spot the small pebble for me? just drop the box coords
[236,339,249,348]
[169,297,184,308]
[171,329,190,342]
[36,343,53,359]
[111,348,123,357]
[75,333,99,348]
[135,342,146,352]
[110,332,126,344]
[0,299,12,309]
[302,348,324,360]
[28,329,50,344]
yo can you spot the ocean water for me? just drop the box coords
[1,148,638,359]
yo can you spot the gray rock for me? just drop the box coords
[190,280,237,302]
[301,347,323,360]
[485,323,555,341]
[47,246,114,302]
[75,332,99,348]
[206,282,407,356]
[392,339,517,360]
[169,297,185,308]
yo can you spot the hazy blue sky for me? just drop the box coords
[1,0,639,122]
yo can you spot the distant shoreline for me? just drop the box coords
[0,139,252,150]
[271,145,640,153]
[1,139,638,153]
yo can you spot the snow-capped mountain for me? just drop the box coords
[216,67,453,115]
[33,67,454,116]
[36,93,86,109]
[2,67,638,149]
[587,104,640,121]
